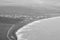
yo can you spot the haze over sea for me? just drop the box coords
[0,0,60,17]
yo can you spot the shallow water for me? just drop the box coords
[17,17,60,40]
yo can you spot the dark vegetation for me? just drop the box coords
[0,16,28,40]
[0,16,26,24]
[0,15,37,40]
[0,24,12,40]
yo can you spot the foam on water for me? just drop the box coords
[16,16,60,40]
